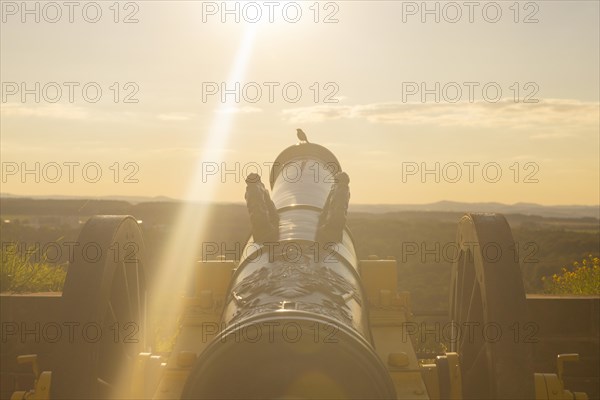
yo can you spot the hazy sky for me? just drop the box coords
[1,1,599,205]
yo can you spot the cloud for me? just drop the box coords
[281,99,599,133]
[365,150,389,156]
[157,112,195,121]
[146,147,238,156]
[530,132,578,140]
[215,106,262,114]
[1,103,89,120]
[1,103,142,123]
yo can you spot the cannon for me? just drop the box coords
[182,142,395,399]
[4,135,594,399]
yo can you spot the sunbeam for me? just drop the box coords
[147,22,257,355]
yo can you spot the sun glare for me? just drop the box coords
[146,22,258,352]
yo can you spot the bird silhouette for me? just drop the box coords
[296,128,309,143]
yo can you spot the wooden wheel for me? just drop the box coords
[449,213,534,399]
[52,216,146,399]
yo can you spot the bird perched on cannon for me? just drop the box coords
[296,128,309,143]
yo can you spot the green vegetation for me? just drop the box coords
[0,246,67,293]
[1,199,598,311]
[542,255,600,295]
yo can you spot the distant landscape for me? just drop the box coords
[1,195,598,314]
[3,193,599,219]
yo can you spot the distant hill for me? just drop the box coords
[0,193,175,204]
[349,201,600,219]
[1,193,598,219]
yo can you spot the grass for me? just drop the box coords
[0,246,67,293]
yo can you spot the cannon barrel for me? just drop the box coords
[182,142,396,399]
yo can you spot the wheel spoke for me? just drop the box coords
[121,261,134,321]
[456,252,466,322]
[135,259,142,323]
[97,377,114,389]
[108,300,118,323]
[464,275,478,325]
[458,253,474,325]
[463,344,490,399]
